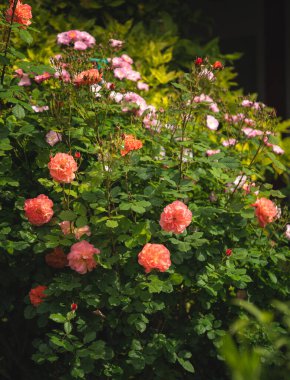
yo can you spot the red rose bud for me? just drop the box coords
[71,303,78,312]
[109,83,115,90]
[225,249,232,257]
[195,57,203,66]
[213,61,223,70]
[75,152,81,159]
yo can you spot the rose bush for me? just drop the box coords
[0,1,290,379]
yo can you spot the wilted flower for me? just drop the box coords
[45,131,62,146]
[34,72,51,84]
[14,69,31,86]
[45,247,68,269]
[206,149,220,156]
[109,39,124,48]
[73,69,102,86]
[32,105,49,113]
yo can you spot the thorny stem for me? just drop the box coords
[1,0,19,86]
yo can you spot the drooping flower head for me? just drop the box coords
[48,153,78,183]
[138,243,171,273]
[159,200,192,234]
[73,69,102,86]
[29,285,47,307]
[67,241,100,274]
[6,0,32,27]
[251,197,278,228]
[45,247,68,269]
[24,194,54,226]
[121,134,143,156]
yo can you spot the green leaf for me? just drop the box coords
[84,331,96,344]
[19,29,33,44]
[64,321,72,334]
[50,313,66,323]
[177,358,195,373]
[106,220,118,228]
[12,104,25,119]
[59,210,77,221]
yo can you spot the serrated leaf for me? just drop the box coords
[106,220,118,228]
[12,104,25,119]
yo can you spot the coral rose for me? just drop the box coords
[121,134,143,156]
[59,221,91,240]
[29,285,47,307]
[67,241,100,274]
[73,69,102,86]
[45,247,68,269]
[6,0,32,27]
[251,197,278,228]
[138,243,171,273]
[24,194,54,226]
[48,153,78,183]
[159,200,192,234]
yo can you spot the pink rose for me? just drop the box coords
[138,243,171,273]
[24,194,54,226]
[48,153,78,183]
[206,115,219,130]
[67,241,100,274]
[159,200,192,234]
[251,198,278,228]
[45,131,62,146]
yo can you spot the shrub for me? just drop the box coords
[0,1,290,379]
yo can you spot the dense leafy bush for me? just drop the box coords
[0,1,290,379]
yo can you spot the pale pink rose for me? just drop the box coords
[32,105,49,113]
[59,221,91,239]
[159,200,192,234]
[34,72,51,84]
[91,84,102,97]
[242,127,263,138]
[143,106,158,129]
[206,115,219,130]
[109,39,124,48]
[122,92,147,116]
[199,69,215,81]
[194,94,214,103]
[272,144,284,155]
[137,81,149,91]
[54,69,71,82]
[114,67,129,80]
[138,243,171,273]
[59,221,73,235]
[67,241,100,274]
[210,103,219,113]
[222,138,237,147]
[109,91,123,103]
[206,149,220,156]
[45,131,62,146]
[285,224,290,239]
[252,102,265,110]
[24,194,54,226]
[241,100,253,107]
[121,54,133,65]
[126,70,141,81]
[112,57,128,68]
[74,41,87,50]
[48,153,78,183]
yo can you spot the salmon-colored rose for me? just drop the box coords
[45,247,68,269]
[73,69,102,86]
[251,197,278,228]
[67,241,100,274]
[121,134,143,156]
[159,200,192,234]
[24,194,54,226]
[6,0,32,27]
[48,153,78,183]
[138,243,171,273]
[29,285,47,307]
[59,221,91,240]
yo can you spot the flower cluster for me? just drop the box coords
[121,134,143,156]
[57,30,95,50]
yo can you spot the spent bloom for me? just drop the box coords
[73,69,102,86]
[45,247,68,269]
[14,68,31,86]
[32,105,49,113]
[45,130,62,146]
[24,194,54,226]
[67,241,100,274]
[34,72,51,84]
[121,134,143,156]
[6,0,32,27]
[109,39,124,49]
[222,138,237,147]
[138,243,171,273]
[251,197,278,228]
[159,200,192,234]
[48,153,78,183]
[59,221,91,240]
[206,149,220,156]
[29,285,47,307]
